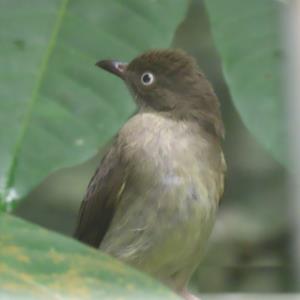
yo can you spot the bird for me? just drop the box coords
[74,49,226,300]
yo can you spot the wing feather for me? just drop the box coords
[74,142,125,247]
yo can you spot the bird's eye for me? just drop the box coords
[141,72,155,86]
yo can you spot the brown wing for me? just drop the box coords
[74,141,125,247]
[197,71,225,139]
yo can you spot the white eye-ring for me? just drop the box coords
[141,72,155,86]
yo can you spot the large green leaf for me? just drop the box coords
[204,0,286,164]
[0,214,180,299]
[0,0,188,211]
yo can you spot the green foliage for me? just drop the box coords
[0,0,286,297]
[204,0,285,164]
[0,214,180,299]
[0,0,188,211]
[0,1,188,297]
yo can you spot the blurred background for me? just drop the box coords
[13,0,294,294]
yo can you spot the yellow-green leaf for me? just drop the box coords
[0,214,180,300]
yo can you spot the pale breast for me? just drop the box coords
[101,112,224,278]
[118,112,224,202]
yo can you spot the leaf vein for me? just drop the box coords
[4,0,70,200]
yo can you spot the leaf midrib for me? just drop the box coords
[4,0,70,201]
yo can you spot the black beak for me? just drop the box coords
[96,60,128,79]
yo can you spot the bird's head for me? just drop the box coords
[97,49,224,138]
